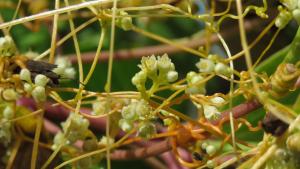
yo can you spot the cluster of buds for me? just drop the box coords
[53,57,76,80]
[116,11,133,31]
[0,105,14,146]
[276,0,300,29]
[119,99,157,139]
[196,55,232,77]
[20,69,49,102]
[0,36,16,57]
[52,113,89,149]
[185,71,206,94]
[132,54,178,96]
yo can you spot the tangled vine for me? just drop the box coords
[0,0,300,169]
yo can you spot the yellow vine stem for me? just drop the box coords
[5,137,21,169]
[30,104,45,169]
[253,28,281,68]
[49,0,60,64]
[251,144,277,169]
[1,109,43,124]
[35,17,98,60]
[41,144,64,169]
[104,0,118,168]
[217,32,237,155]
[225,18,276,62]
[214,0,232,16]
[7,0,22,32]
[54,129,135,169]
[0,0,114,29]
[235,0,263,101]
[83,27,106,84]
[131,26,207,58]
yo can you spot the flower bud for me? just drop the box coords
[167,71,178,82]
[206,145,216,156]
[3,106,13,119]
[2,89,18,101]
[24,83,33,93]
[99,136,115,145]
[32,86,46,102]
[20,69,31,82]
[215,62,232,77]
[34,74,49,87]
[138,122,156,139]
[293,9,300,25]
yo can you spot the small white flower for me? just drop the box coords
[203,105,221,120]
[206,145,217,156]
[139,55,158,77]
[196,59,215,73]
[157,54,174,73]
[119,119,133,132]
[24,83,33,93]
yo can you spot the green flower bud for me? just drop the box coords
[24,83,33,93]
[275,7,292,29]
[2,89,18,101]
[0,36,16,57]
[34,74,49,87]
[215,62,232,77]
[3,106,13,119]
[32,86,46,102]
[20,69,31,82]
[206,160,216,169]
[167,71,178,83]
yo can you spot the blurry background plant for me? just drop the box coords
[0,0,300,169]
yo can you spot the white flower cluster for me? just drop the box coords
[132,54,178,92]
[0,36,16,57]
[196,56,232,77]
[20,69,49,102]
[0,105,14,146]
[119,99,157,139]
[53,57,76,79]
[52,113,89,149]
[276,0,300,29]
[193,96,225,120]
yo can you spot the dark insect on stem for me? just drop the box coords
[25,60,60,86]
[192,152,203,161]
[262,112,289,136]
